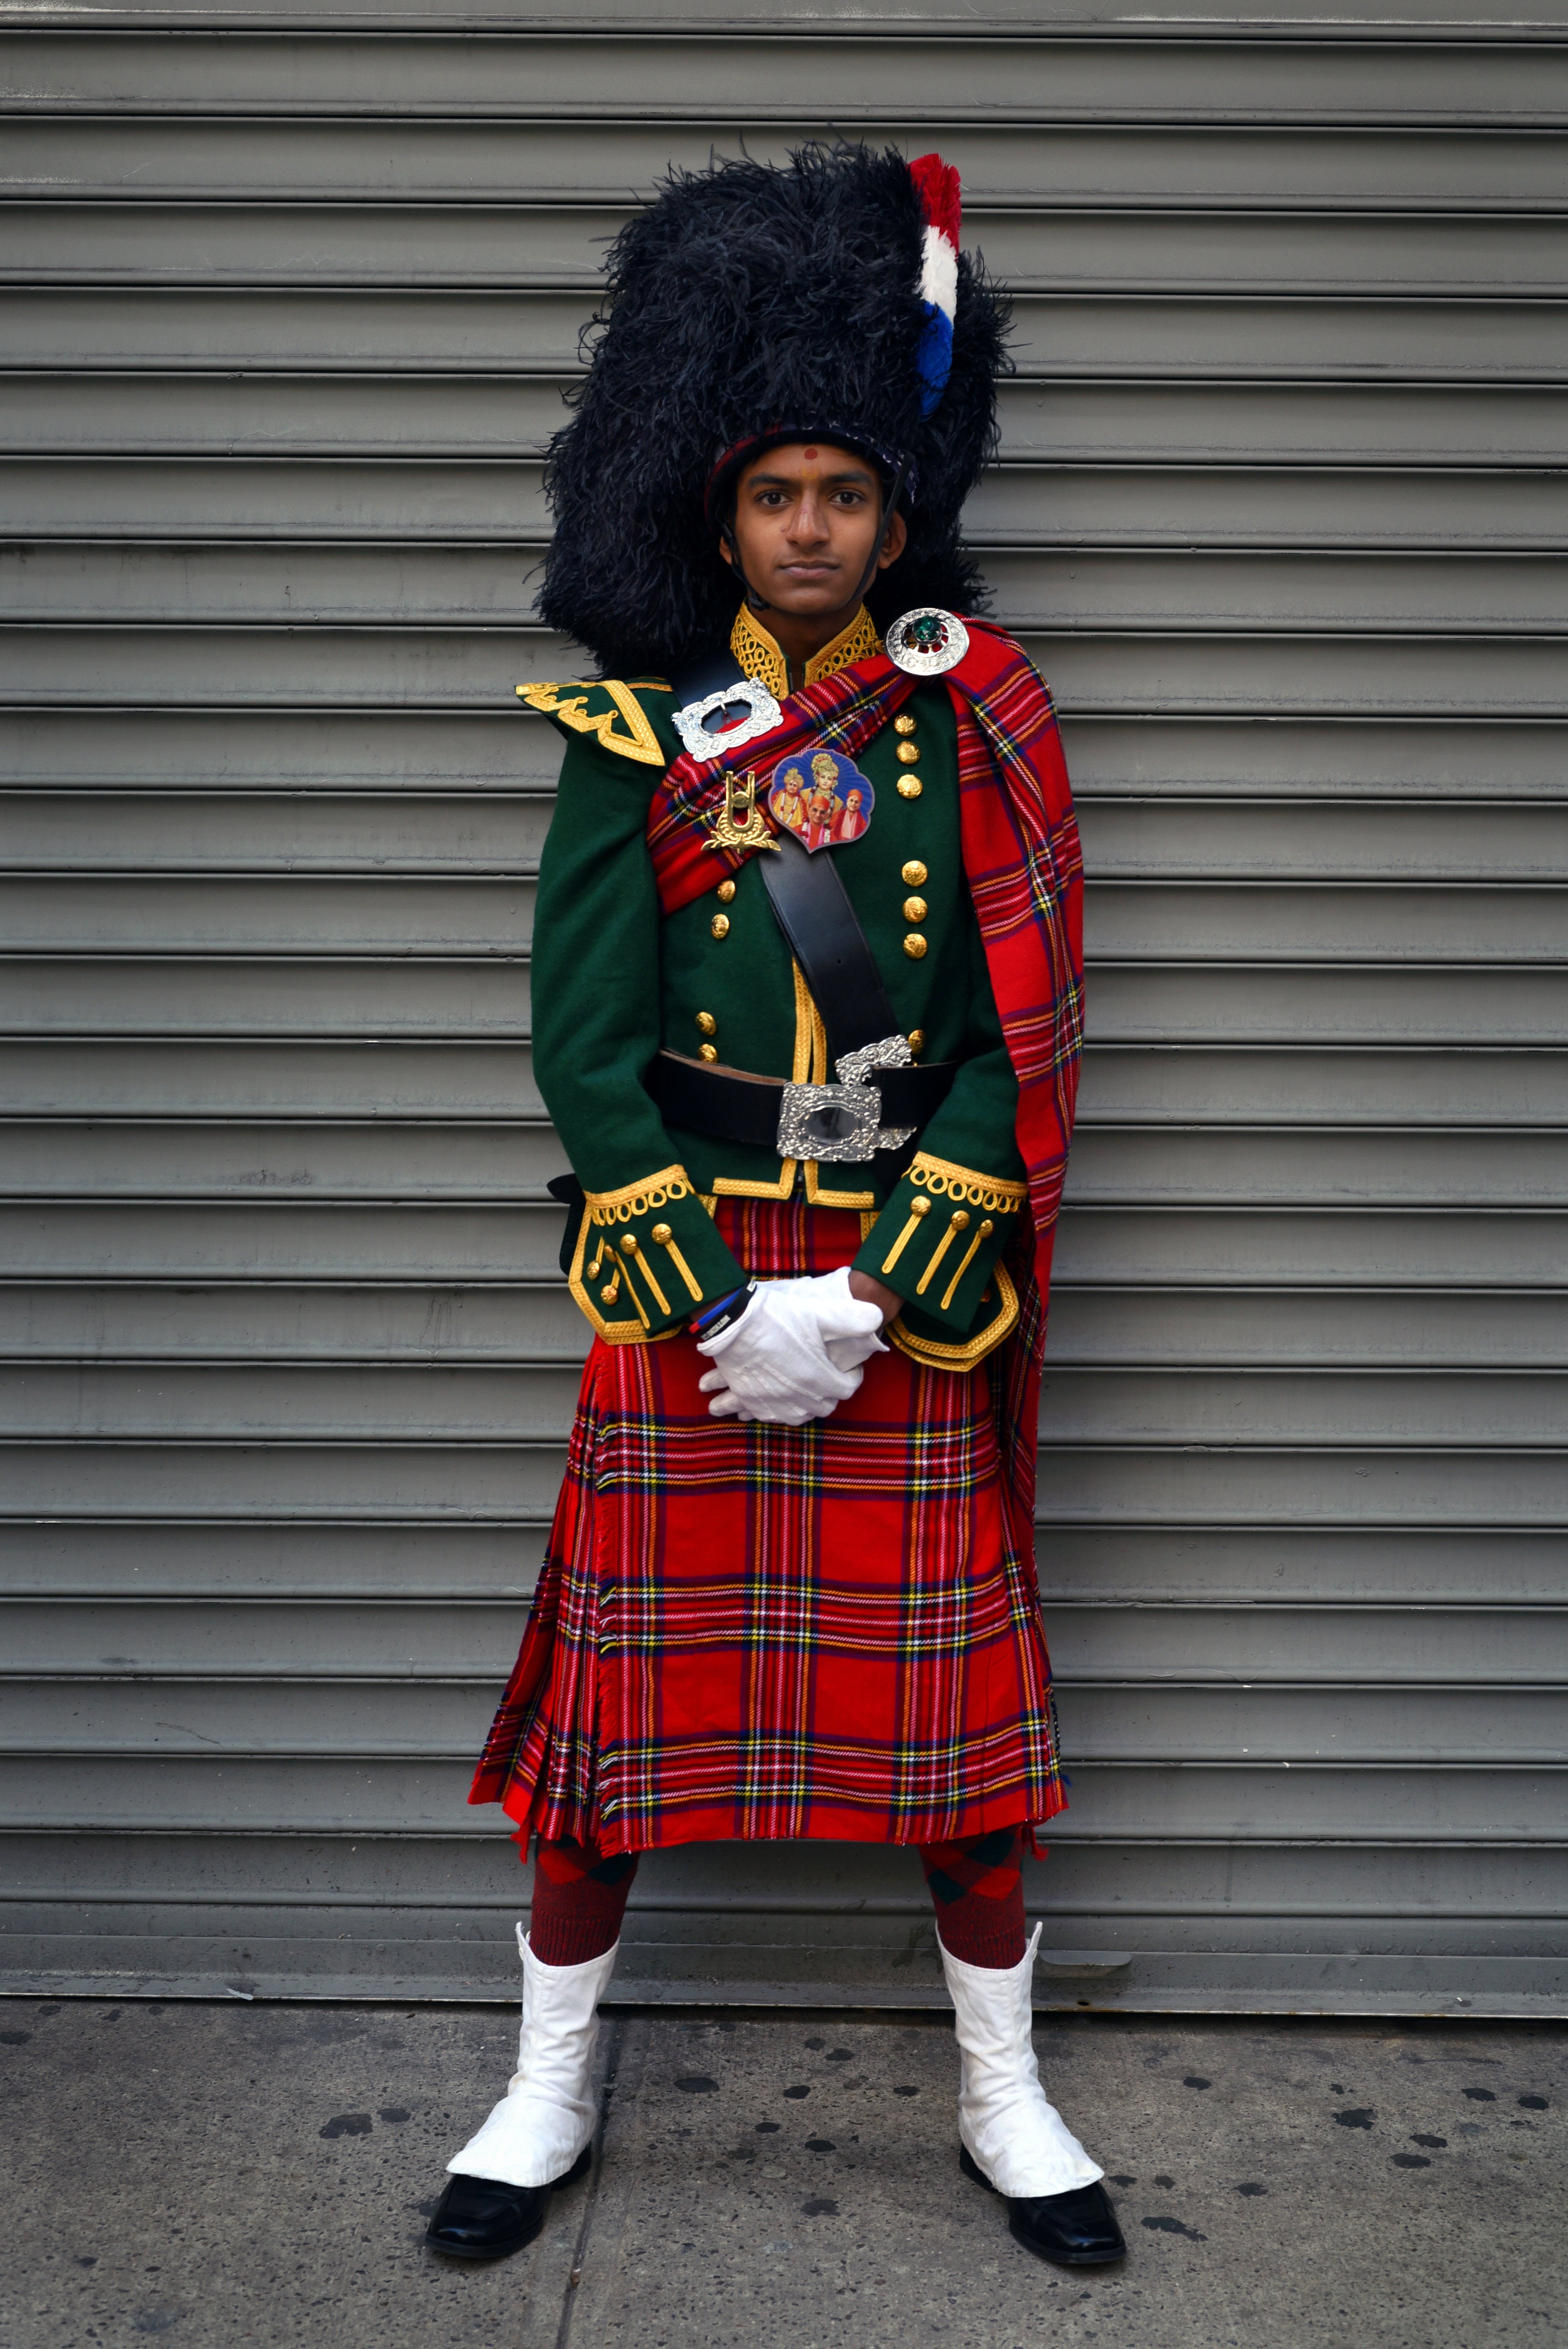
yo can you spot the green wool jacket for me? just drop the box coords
[527,610,1030,1370]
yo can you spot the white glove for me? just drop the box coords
[697,1269,887,1426]
[810,1265,893,1377]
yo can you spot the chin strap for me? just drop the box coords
[721,459,912,623]
[718,518,772,616]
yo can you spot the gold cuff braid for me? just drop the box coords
[583,1164,694,1223]
[878,1153,1026,1371]
[907,1152,1027,1214]
[570,1164,699,1345]
[889,1266,1021,1371]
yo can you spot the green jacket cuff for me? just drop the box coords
[568,1165,743,1341]
[853,1151,1028,1338]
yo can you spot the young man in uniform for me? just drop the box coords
[425,146,1124,2276]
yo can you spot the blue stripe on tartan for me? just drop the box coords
[472,1197,1069,1848]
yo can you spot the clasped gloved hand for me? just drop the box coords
[696,1267,888,1425]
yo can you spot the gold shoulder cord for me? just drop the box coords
[517,679,666,766]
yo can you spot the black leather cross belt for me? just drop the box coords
[647,1048,955,1162]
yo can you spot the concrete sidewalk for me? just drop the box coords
[3,1996,1564,2349]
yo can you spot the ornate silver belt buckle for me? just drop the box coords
[776,1080,881,1164]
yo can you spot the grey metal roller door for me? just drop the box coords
[1,2,1563,2019]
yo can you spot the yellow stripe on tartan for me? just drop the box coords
[485,1194,1071,1852]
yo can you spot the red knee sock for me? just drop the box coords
[529,1832,1020,1969]
[526,1836,639,1967]
[919,1828,1027,1968]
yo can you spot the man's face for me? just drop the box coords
[723,442,907,617]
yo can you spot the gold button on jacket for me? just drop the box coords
[524,606,1034,1365]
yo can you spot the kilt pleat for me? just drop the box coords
[469,1201,1066,1853]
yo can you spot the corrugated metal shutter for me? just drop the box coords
[3,3,1564,2018]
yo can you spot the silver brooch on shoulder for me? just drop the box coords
[885,608,969,677]
[673,676,783,761]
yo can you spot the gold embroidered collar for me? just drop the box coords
[729,603,882,700]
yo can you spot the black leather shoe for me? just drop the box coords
[960,2142,1126,2266]
[425,2142,592,2260]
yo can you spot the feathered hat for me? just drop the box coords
[537,144,1011,679]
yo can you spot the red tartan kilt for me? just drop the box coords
[469,1199,1065,1854]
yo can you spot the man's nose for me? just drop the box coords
[786,491,829,542]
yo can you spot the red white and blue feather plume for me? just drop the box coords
[536,144,1009,674]
[908,151,961,416]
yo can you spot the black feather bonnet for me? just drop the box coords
[537,143,1012,679]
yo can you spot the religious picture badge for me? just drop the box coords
[767,748,875,853]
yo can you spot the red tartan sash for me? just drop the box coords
[644,620,1085,1293]
[645,657,922,915]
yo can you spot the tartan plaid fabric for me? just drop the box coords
[643,622,1082,1545]
[646,660,921,916]
[919,1826,1027,1969]
[644,627,1082,1290]
[521,1824,1026,1966]
[944,624,1083,1541]
[528,1834,640,1966]
[470,1199,1067,1855]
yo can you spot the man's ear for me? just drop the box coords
[877,511,909,571]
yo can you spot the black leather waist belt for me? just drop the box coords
[647,1048,955,1162]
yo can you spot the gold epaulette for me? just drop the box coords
[517,678,670,766]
